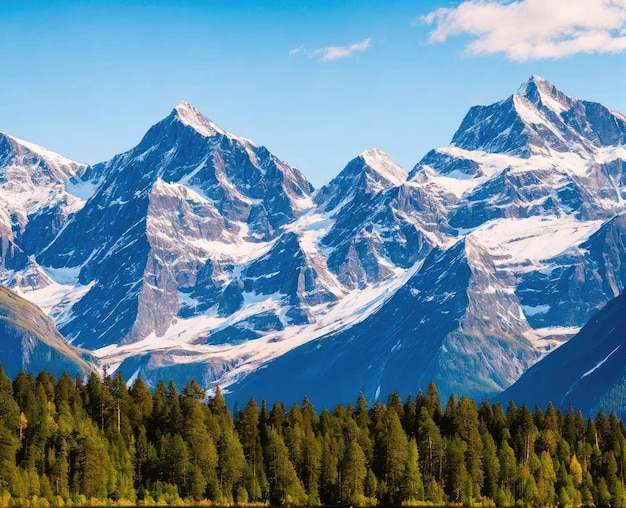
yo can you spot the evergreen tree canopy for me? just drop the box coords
[0,365,624,507]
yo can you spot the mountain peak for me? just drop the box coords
[0,130,86,181]
[513,74,573,113]
[515,75,554,98]
[314,149,406,212]
[174,99,201,116]
[359,147,386,158]
[171,101,256,147]
[449,74,626,156]
[359,148,407,187]
[173,100,225,138]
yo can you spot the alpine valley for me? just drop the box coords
[1,75,626,413]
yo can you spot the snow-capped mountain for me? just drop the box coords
[314,149,441,288]
[450,74,626,158]
[0,132,86,285]
[230,75,626,407]
[35,101,315,350]
[1,76,625,408]
[315,148,407,213]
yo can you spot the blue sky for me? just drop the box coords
[1,0,625,187]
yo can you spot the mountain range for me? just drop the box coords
[1,75,626,413]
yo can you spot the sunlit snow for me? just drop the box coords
[469,216,604,270]
[581,345,621,380]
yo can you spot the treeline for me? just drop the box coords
[1,367,626,508]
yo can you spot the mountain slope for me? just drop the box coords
[228,235,542,407]
[0,285,95,379]
[496,292,626,418]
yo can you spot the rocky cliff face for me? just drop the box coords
[316,149,441,288]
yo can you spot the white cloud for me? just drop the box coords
[290,38,372,62]
[421,0,626,61]
[319,38,372,61]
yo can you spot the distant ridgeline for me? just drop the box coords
[0,366,625,507]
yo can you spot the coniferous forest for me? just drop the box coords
[2,365,626,507]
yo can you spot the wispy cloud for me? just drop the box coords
[421,0,626,61]
[290,38,372,62]
[318,38,372,61]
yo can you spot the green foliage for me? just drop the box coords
[4,365,626,507]
[264,426,306,505]
[402,438,424,503]
[342,438,367,502]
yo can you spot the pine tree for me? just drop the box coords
[417,407,444,486]
[455,396,484,497]
[163,433,191,492]
[570,454,583,487]
[181,387,217,499]
[498,439,517,497]
[386,392,404,420]
[236,397,266,501]
[403,395,417,438]
[49,436,70,498]
[376,407,409,503]
[446,435,469,503]
[182,379,205,401]
[0,364,20,495]
[165,381,183,435]
[76,419,112,499]
[217,426,247,503]
[108,431,135,502]
[424,381,443,421]
[535,450,556,506]
[149,380,167,441]
[269,401,287,435]
[55,372,79,407]
[597,476,612,506]
[264,426,305,505]
[481,429,500,502]
[0,422,19,495]
[341,438,367,503]
[129,377,153,425]
[402,438,424,503]
[108,371,132,437]
[319,427,340,503]
[355,393,370,430]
